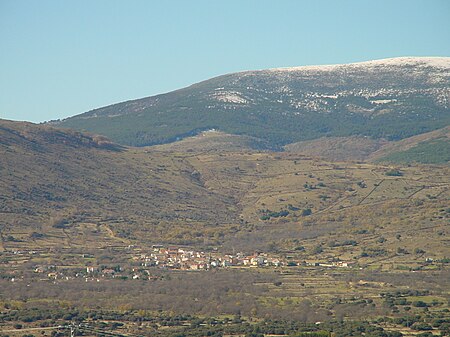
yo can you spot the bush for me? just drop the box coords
[302,208,312,216]
[416,333,433,337]
[312,245,323,254]
[30,232,44,239]
[412,300,428,308]
[411,322,432,331]
[377,237,387,243]
[385,169,403,176]
[397,247,409,254]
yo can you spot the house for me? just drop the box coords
[190,263,200,270]
[47,272,58,279]
[143,260,156,267]
[250,256,265,266]
[267,258,282,267]
[168,246,178,254]
[222,260,232,267]
[333,261,355,268]
[102,269,115,276]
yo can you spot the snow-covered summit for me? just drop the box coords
[57,56,450,148]
[267,57,450,72]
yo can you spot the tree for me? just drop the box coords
[312,245,323,254]
[302,208,312,216]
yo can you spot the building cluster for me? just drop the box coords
[139,245,283,270]
[306,261,356,268]
[33,264,134,281]
[34,265,71,280]
[2,246,364,284]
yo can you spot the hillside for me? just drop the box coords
[54,57,450,148]
[0,119,238,251]
[152,129,271,153]
[283,126,450,163]
[1,119,449,264]
[284,136,388,161]
[370,125,450,164]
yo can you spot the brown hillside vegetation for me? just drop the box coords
[152,129,271,153]
[0,120,237,251]
[284,136,388,161]
[1,119,449,267]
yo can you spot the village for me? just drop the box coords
[26,246,287,282]
[0,245,361,284]
[138,245,284,270]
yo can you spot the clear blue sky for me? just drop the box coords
[1,0,449,123]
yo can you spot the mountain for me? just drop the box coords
[54,57,450,148]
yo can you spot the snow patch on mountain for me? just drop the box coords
[267,57,450,73]
[211,91,250,104]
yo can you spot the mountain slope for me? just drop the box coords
[369,125,450,164]
[152,129,271,153]
[283,126,450,163]
[284,136,388,161]
[0,119,238,249]
[55,57,450,147]
[1,119,449,263]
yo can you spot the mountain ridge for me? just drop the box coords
[54,56,450,148]
[266,56,450,71]
[50,56,450,121]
